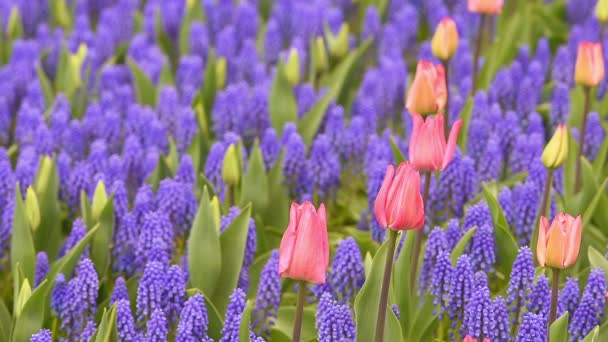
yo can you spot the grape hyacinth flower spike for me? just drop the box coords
[278,201,329,342]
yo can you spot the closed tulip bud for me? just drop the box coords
[537,213,582,269]
[91,181,108,221]
[284,48,300,87]
[575,42,605,87]
[408,113,463,172]
[374,162,425,231]
[312,37,328,73]
[467,0,503,14]
[541,124,568,169]
[279,202,329,284]
[216,57,227,90]
[222,144,241,186]
[327,23,349,59]
[597,0,608,23]
[406,60,447,115]
[25,187,40,230]
[432,17,459,61]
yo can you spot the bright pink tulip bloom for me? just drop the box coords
[374,162,425,231]
[463,336,491,342]
[537,213,582,269]
[278,201,329,284]
[406,60,447,115]
[467,0,503,14]
[408,113,463,172]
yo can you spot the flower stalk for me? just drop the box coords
[374,229,398,342]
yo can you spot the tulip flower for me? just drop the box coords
[537,213,582,269]
[278,201,329,284]
[463,336,491,342]
[406,61,447,115]
[467,0,503,14]
[575,42,605,87]
[373,162,425,231]
[597,0,608,23]
[541,124,569,169]
[408,113,463,172]
[432,17,459,61]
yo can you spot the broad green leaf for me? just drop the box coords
[297,91,332,147]
[240,140,269,214]
[201,49,218,119]
[354,238,402,342]
[33,157,62,259]
[450,227,477,266]
[239,301,254,342]
[0,298,10,341]
[94,305,118,342]
[15,279,32,317]
[263,152,289,230]
[390,137,407,163]
[549,312,569,342]
[408,296,438,342]
[127,58,158,106]
[158,62,175,88]
[274,306,317,342]
[393,231,415,334]
[588,247,608,283]
[11,185,36,288]
[37,66,54,110]
[188,188,222,297]
[7,6,23,41]
[90,192,115,279]
[11,280,50,342]
[269,62,298,135]
[457,97,474,152]
[583,177,608,229]
[213,205,252,314]
[581,326,599,342]
[482,184,519,277]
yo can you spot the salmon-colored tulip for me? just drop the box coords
[463,336,491,342]
[432,17,459,61]
[467,0,503,14]
[537,213,582,269]
[575,42,605,87]
[278,202,329,284]
[374,162,425,231]
[406,60,447,115]
[408,113,463,172]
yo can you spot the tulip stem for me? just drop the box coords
[442,59,451,138]
[409,172,431,296]
[472,14,486,92]
[539,169,554,219]
[548,268,560,339]
[292,280,307,342]
[375,229,398,342]
[574,86,591,193]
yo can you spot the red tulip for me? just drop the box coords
[374,162,425,231]
[575,42,605,87]
[537,213,582,269]
[278,201,329,284]
[406,60,447,115]
[467,0,503,14]
[408,113,463,172]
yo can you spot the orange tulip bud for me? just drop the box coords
[575,42,605,87]
[279,202,329,284]
[432,17,459,61]
[374,163,425,231]
[467,0,504,14]
[537,213,582,269]
[406,60,447,115]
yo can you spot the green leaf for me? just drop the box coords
[154,9,176,68]
[269,63,298,136]
[11,280,50,342]
[457,97,474,152]
[15,278,32,318]
[239,301,254,342]
[158,62,175,88]
[408,296,437,342]
[201,49,218,119]
[188,188,222,297]
[354,237,402,342]
[33,157,62,259]
[50,0,72,29]
[482,183,519,277]
[263,152,289,230]
[549,312,569,342]
[450,226,477,266]
[588,246,608,283]
[240,140,269,214]
[36,66,55,110]
[581,325,599,342]
[273,306,317,342]
[390,137,407,163]
[583,177,608,229]
[183,289,224,341]
[11,185,36,287]
[54,44,87,99]
[178,0,205,55]
[89,191,115,279]
[393,231,415,334]
[213,205,252,314]
[0,298,10,342]
[127,57,158,106]
[94,305,118,342]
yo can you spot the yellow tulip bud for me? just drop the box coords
[541,124,569,169]
[597,0,608,23]
[91,181,108,221]
[216,57,227,90]
[222,144,241,186]
[25,187,40,230]
[327,23,349,59]
[284,48,300,87]
[312,37,328,73]
[431,17,459,61]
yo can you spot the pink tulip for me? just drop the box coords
[406,60,447,115]
[467,0,503,14]
[374,162,425,231]
[463,336,491,342]
[278,201,329,284]
[408,113,463,172]
[537,213,582,269]
[575,42,605,87]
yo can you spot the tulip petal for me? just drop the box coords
[441,119,463,170]
[290,205,328,284]
[537,216,549,267]
[408,114,424,166]
[545,220,566,268]
[278,203,300,276]
[318,204,330,270]
[373,164,394,229]
[563,215,582,267]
